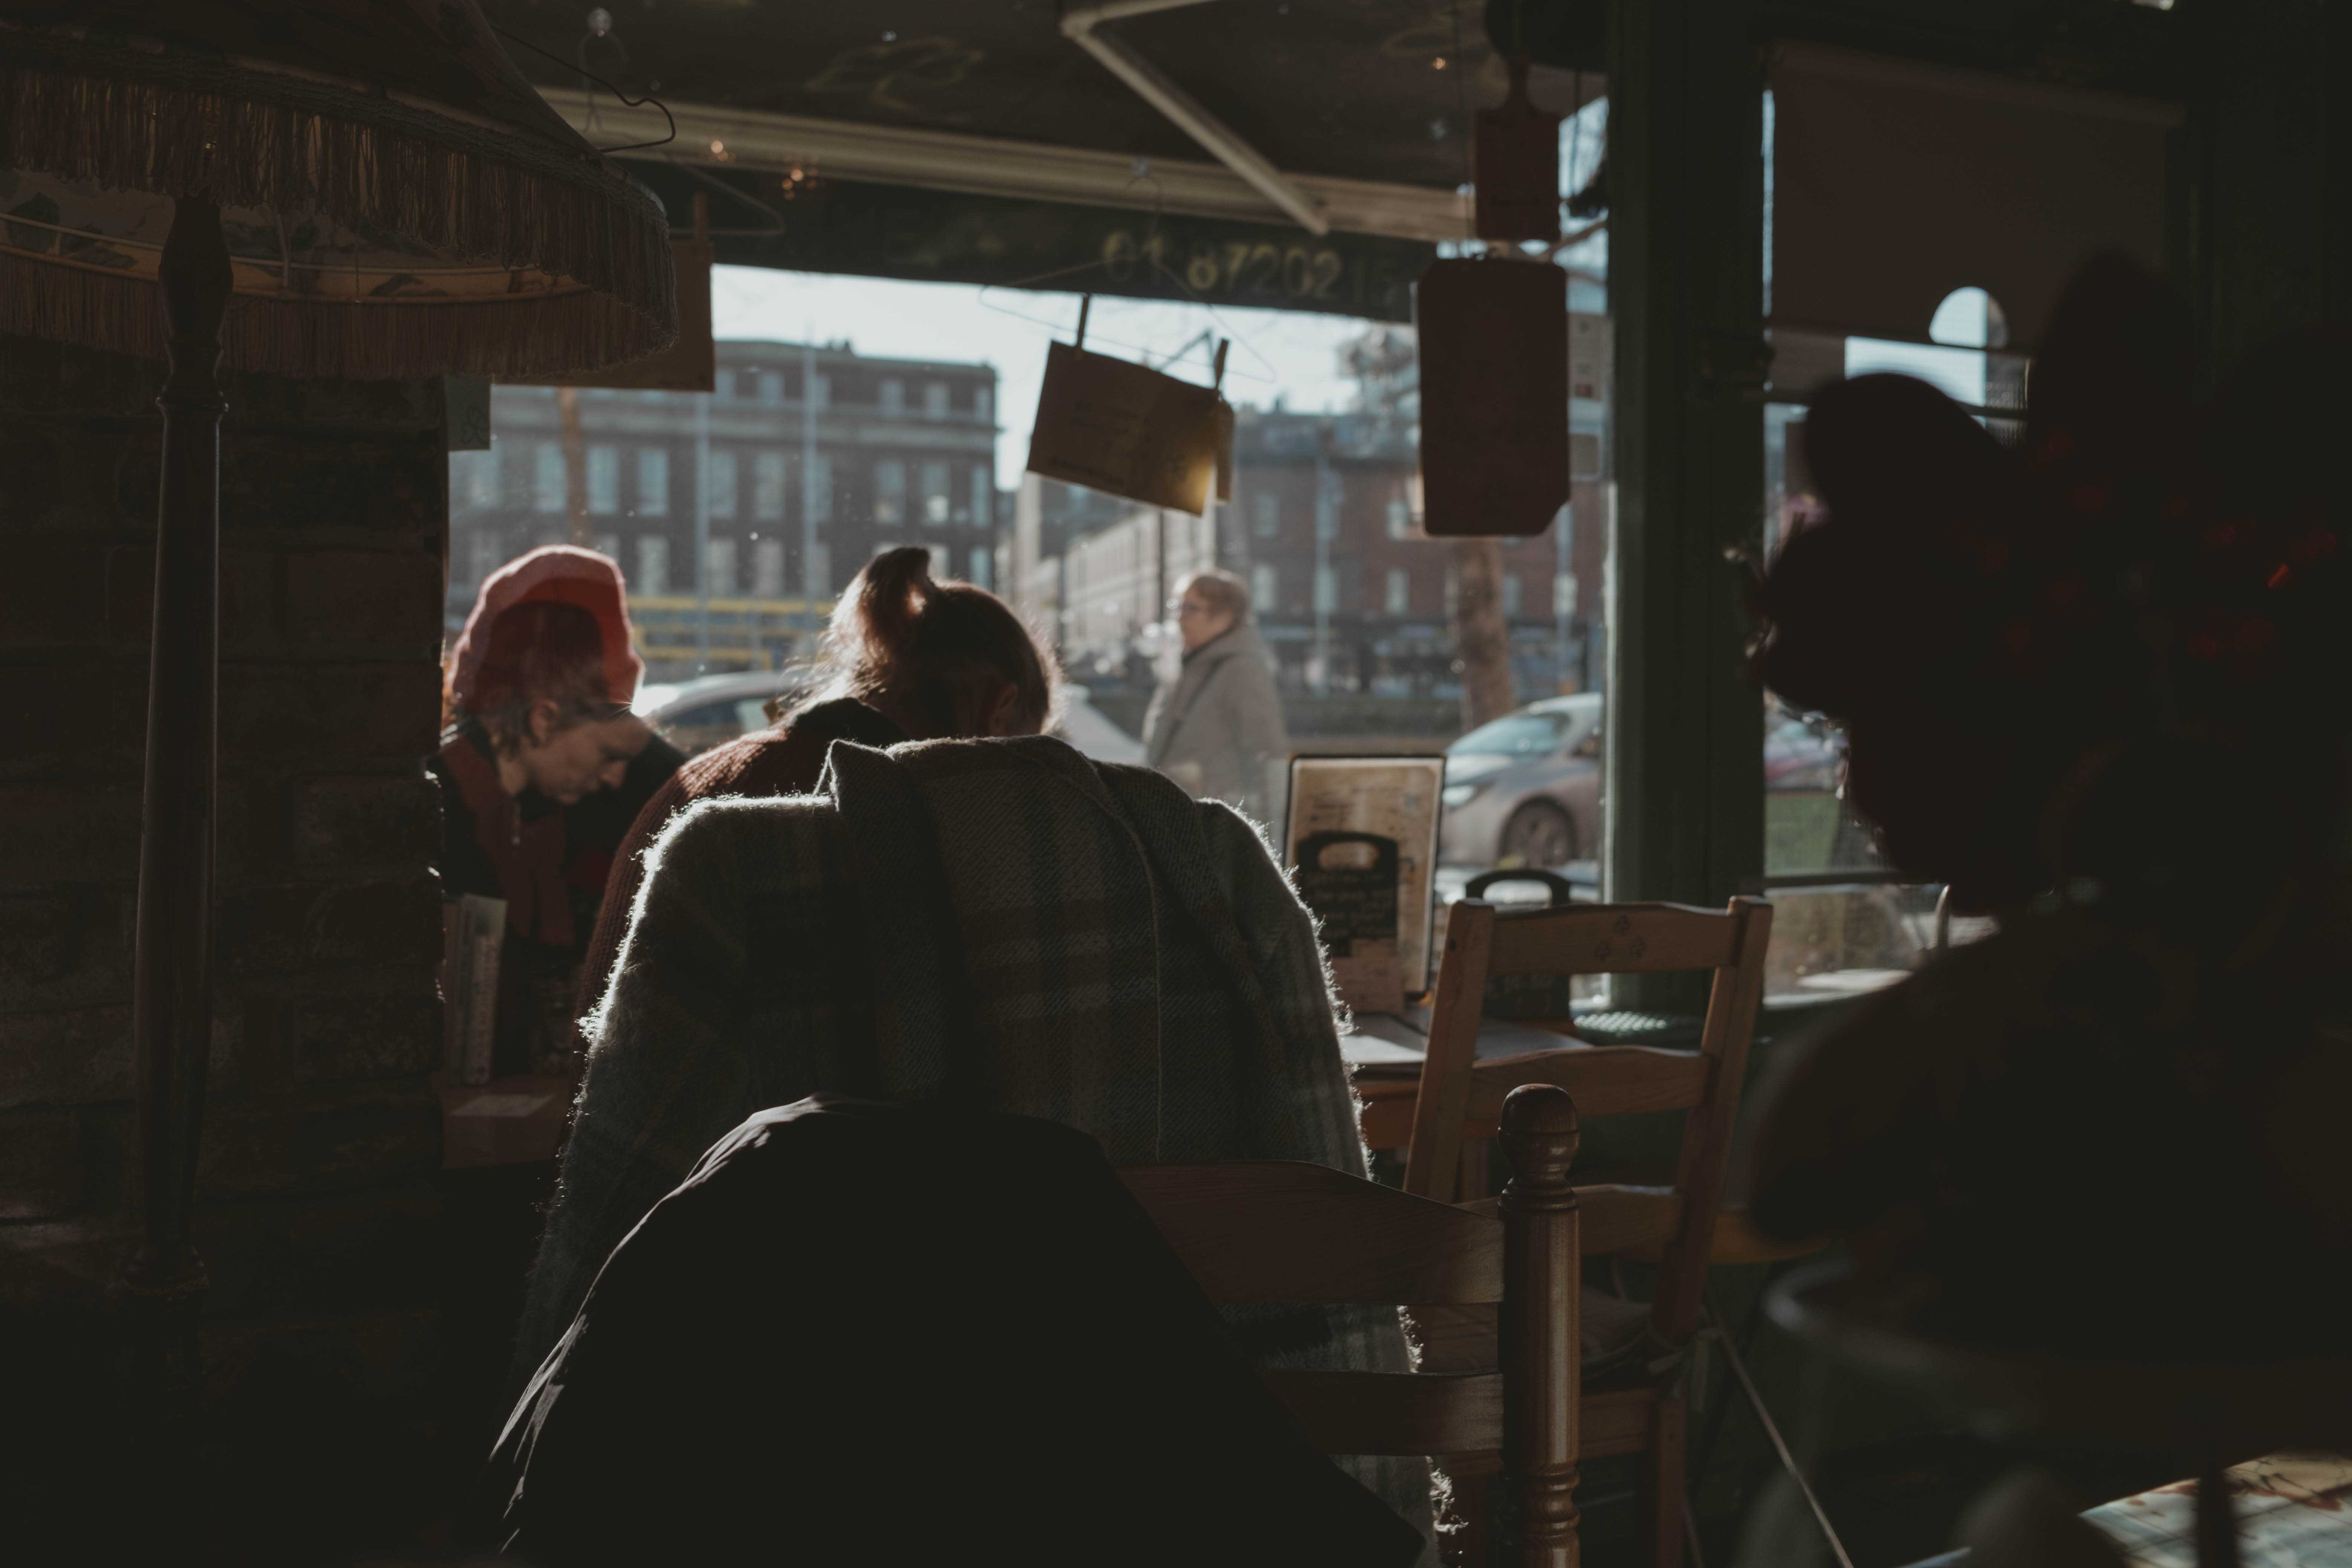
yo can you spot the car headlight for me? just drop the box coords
[1441,782,1484,808]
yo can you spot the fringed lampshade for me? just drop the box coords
[0,1,676,378]
[0,0,677,1418]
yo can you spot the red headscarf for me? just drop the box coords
[447,545,643,715]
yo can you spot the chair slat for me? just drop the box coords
[1579,1384,1665,1459]
[1260,1369,1504,1456]
[1577,1184,1684,1257]
[1120,1162,1504,1306]
[1487,902,1742,976]
[1463,1045,1709,1119]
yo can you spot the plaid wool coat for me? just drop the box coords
[514,734,1431,1542]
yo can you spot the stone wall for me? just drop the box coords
[0,332,453,1548]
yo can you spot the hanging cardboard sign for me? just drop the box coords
[1026,340,1231,515]
[1416,256,1568,536]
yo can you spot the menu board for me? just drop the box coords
[1284,756,1445,1014]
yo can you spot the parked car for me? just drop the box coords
[1439,695,1604,869]
[636,671,1147,765]
[637,670,812,757]
[1439,695,1845,869]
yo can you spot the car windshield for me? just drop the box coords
[1449,712,1572,758]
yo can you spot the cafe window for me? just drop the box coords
[637,448,670,516]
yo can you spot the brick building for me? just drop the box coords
[452,340,1003,676]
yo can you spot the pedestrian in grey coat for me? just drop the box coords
[1142,570,1290,828]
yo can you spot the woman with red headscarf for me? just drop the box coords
[435,547,683,1075]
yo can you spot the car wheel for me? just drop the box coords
[1499,802,1578,869]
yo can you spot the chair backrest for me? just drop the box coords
[1403,897,1772,1346]
[1123,1084,1585,1568]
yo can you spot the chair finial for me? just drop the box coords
[1501,1083,1579,1193]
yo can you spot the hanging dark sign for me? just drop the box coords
[1416,257,1569,536]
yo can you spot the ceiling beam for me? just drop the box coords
[1060,0,1331,235]
[542,89,1467,243]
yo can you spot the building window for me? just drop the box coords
[759,372,784,405]
[533,442,565,513]
[968,547,992,588]
[925,381,949,418]
[714,369,736,399]
[753,451,787,522]
[753,539,785,598]
[1385,568,1410,615]
[808,454,833,523]
[584,446,619,515]
[637,448,670,516]
[704,450,737,520]
[591,533,620,564]
[1502,572,1523,617]
[806,542,830,596]
[874,461,905,524]
[879,378,905,415]
[975,387,992,423]
[468,529,501,586]
[1253,492,1279,538]
[637,535,669,596]
[922,461,950,525]
[705,538,738,596]
[1252,563,1277,611]
[462,450,500,508]
[969,467,991,527]
[1386,498,1410,540]
[806,371,829,409]
[1314,565,1337,614]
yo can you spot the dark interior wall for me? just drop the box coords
[0,332,454,1548]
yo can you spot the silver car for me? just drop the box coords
[1438,695,1604,868]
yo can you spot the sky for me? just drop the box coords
[709,268,1383,488]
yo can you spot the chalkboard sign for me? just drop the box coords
[1295,832,1402,959]
[631,164,1431,325]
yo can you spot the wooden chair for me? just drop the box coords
[1400,896,1777,1568]
[1122,1084,1588,1568]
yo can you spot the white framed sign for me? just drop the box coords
[1283,755,1445,1015]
